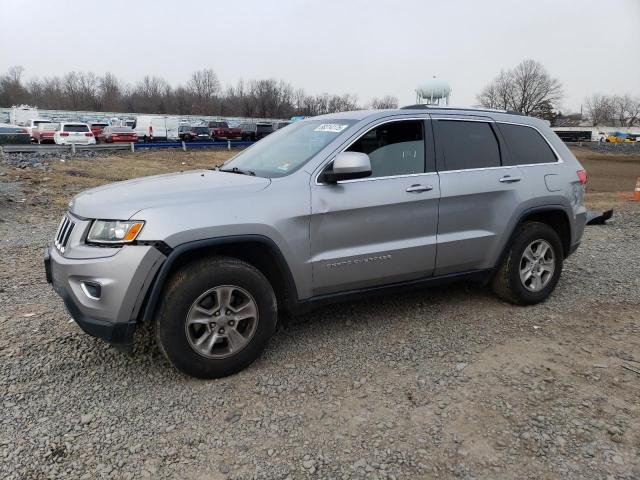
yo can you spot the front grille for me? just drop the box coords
[54,215,75,252]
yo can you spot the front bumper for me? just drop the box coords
[45,243,165,345]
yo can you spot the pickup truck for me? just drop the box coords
[32,123,58,144]
[206,121,242,140]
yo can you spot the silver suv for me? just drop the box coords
[44,107,587,378]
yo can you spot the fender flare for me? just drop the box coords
[494,204,573,270]
[139,235,297,324]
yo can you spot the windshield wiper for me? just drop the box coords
[218,166,256,176]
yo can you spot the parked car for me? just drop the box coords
[239,122,274,140]
[24,118,54,140]
[54,122,96,145]
[97,126,138,143]
[207,121,242,140]
[178,125,191,141]
[272,121,291,131]
[0,123,30,144]
[179,126,212,141]
[32,123,58,144]
[45,106,587,379]
[88,121,110,138]
[133,116,180,141]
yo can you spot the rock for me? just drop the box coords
[80,414,93,425]
[353,459,368,470]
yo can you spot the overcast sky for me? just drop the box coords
[1,0,638,113]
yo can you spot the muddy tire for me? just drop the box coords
[156,256,277,378]
[492,222,563,305]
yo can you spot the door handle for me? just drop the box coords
[499,175,522,183]
[405,184,433,193]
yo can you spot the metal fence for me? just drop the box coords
[1,140,255,154]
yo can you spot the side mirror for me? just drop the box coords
[322,152,372,183]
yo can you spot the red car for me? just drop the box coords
[97,126,138,143]
[32,123,58,144]
[88,121,110,137]
[207,121,242,140]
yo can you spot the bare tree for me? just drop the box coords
[477,60,563,118]
[188,69,220,114]
[584,94,616,126]
[0,65,28,106]
[476,70,513,110]
[369,95,399,109]
[612,94,640,127]
[0,66,371,118]
[99,73,123,111]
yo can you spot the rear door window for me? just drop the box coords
[346,120,425,178]
[499,123,557,165]
[435,120,501,170]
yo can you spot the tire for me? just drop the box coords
[156,256,277,379]
[491,222,563,305]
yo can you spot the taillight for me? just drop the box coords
[576,170,587,185]
[60,132,69,137]
[85,132,93,137]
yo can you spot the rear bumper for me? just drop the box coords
[45,244,165,346]
[57,138,96,145]
[110,137,137,143]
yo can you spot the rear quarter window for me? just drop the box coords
[499,123,557,165]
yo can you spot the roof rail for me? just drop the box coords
[400,105,526,116]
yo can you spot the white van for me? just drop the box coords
[132,116,180,141]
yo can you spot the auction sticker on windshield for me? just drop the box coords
[313,124,349,133]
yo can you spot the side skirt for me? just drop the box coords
[290,269,494,315]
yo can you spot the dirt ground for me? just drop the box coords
[1,146,639,479]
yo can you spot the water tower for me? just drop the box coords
[415,77,451,106]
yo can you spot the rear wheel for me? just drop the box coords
[156,257,277,378]
[492,222,563,305]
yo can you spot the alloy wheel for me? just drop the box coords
[185,285,259,359]
[519,239,555,292]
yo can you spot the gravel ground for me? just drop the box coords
[1,157,640,479]
[1,150,118,170]
[578,142,640,155]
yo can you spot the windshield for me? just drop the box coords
[192,127,209,133]
[222,119,356,178]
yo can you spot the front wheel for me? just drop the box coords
[491,222,563,305]
[156,257,277,378]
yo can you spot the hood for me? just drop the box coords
[70,170,271,220]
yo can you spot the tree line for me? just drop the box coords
[2,62,638,125]
[0,66,398,118]
[477,59,639,127]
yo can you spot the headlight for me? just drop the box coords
[87,220,144,244]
